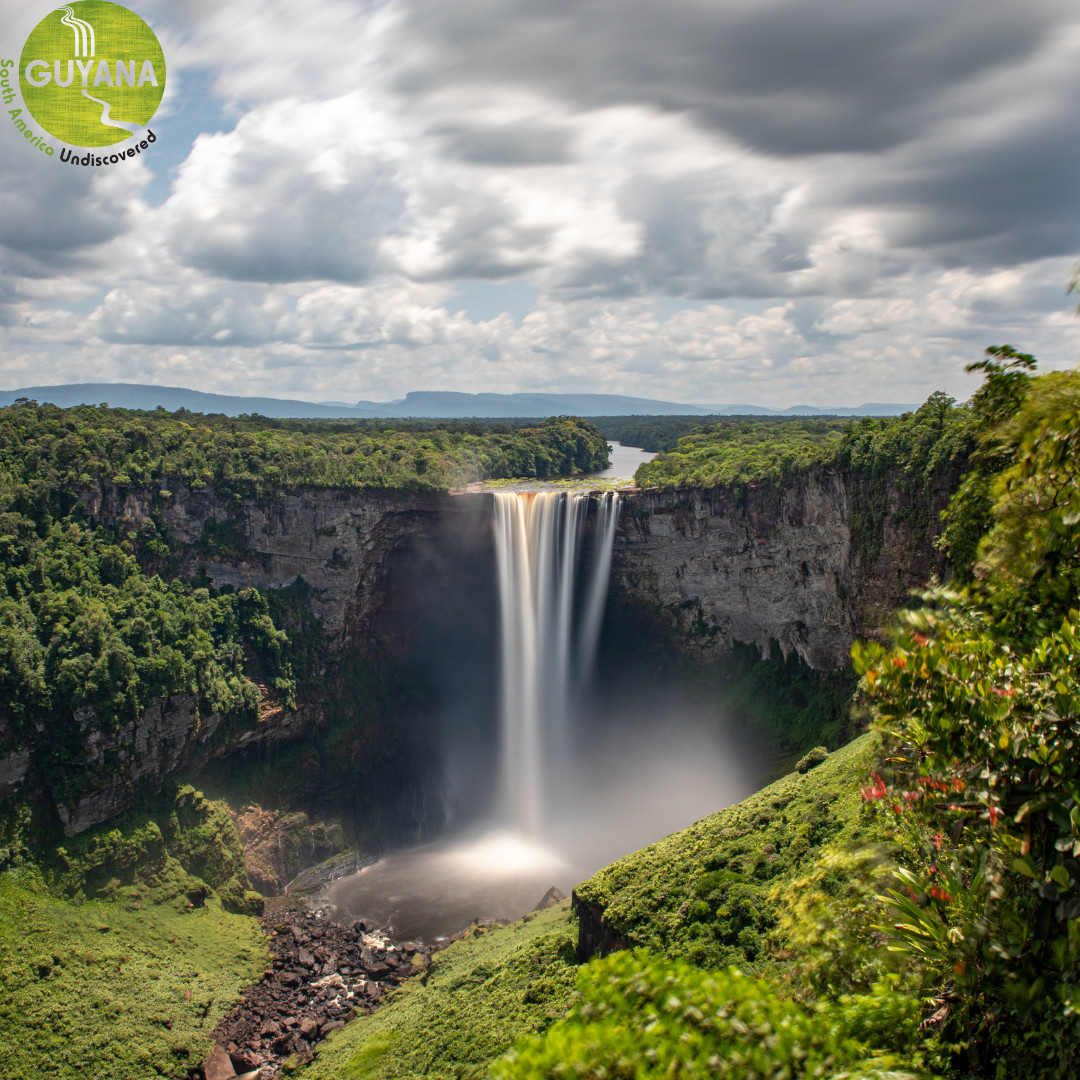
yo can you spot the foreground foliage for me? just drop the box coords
[853,353,1080,1076]
[493,949,926,1080]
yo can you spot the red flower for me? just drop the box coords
[861,774,888,802]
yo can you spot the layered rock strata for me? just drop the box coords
[80,481,490,648]
[611,465,958,669]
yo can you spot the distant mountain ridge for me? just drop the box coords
[0,382,919,419]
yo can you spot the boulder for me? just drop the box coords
[533,885,567,910]
[203,1043,237,1080]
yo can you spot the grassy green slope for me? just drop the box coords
[0,877,267,1080]
[574,733,878,969]
[298,904,577,1080]
[0,785,270,1079]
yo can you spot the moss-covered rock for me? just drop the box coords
[795,745,829,773]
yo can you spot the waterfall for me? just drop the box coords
[492,491,621,834]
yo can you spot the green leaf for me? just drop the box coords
[1012,858,1038,880]
[1050,864,1072,889]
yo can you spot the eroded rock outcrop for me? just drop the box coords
[46,695,319,837]
[231,806,349,896]
[612,464,958,670]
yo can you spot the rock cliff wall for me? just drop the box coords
[611,463,958,669]
[80,482,490,649]
[3,466,956,836]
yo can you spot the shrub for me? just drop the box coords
[491,949,927,1079]
[796,746,829,773]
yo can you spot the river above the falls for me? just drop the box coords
[587,440,656,482]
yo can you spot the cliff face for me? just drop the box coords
[3,467,954,836]
[611,464,957,670]
[80,482,490,650]
[53,696,321,837]
[2,484,489,836]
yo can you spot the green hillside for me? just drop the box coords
[574,734,877,969]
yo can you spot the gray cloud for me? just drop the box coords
[0,155,147,275]
[431,121,573,166]
[392,0,1071,154]
[0,0,1077,408]
[387,0,1080,274]
[162,112,406,284]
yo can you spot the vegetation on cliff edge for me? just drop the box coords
[0,401,609,500]
[633,392,971,495]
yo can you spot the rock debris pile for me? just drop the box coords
[195,909,434,1080]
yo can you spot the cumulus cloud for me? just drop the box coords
[0,0,1077,406]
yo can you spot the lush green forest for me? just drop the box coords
[0,403,606,818]
[0,401,609,500]
[632,395,972,490]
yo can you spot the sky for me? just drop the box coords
[0,0,1078,409]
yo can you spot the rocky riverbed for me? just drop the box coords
[193,908,435,1080]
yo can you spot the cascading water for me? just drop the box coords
[492,491,621,834]
[324,478,744,941]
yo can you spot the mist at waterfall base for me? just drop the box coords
[324,491,756,941]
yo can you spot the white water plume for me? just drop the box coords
[322,483,757,941]
[492,491,620,834]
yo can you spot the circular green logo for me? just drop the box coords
[19,2,166,148]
